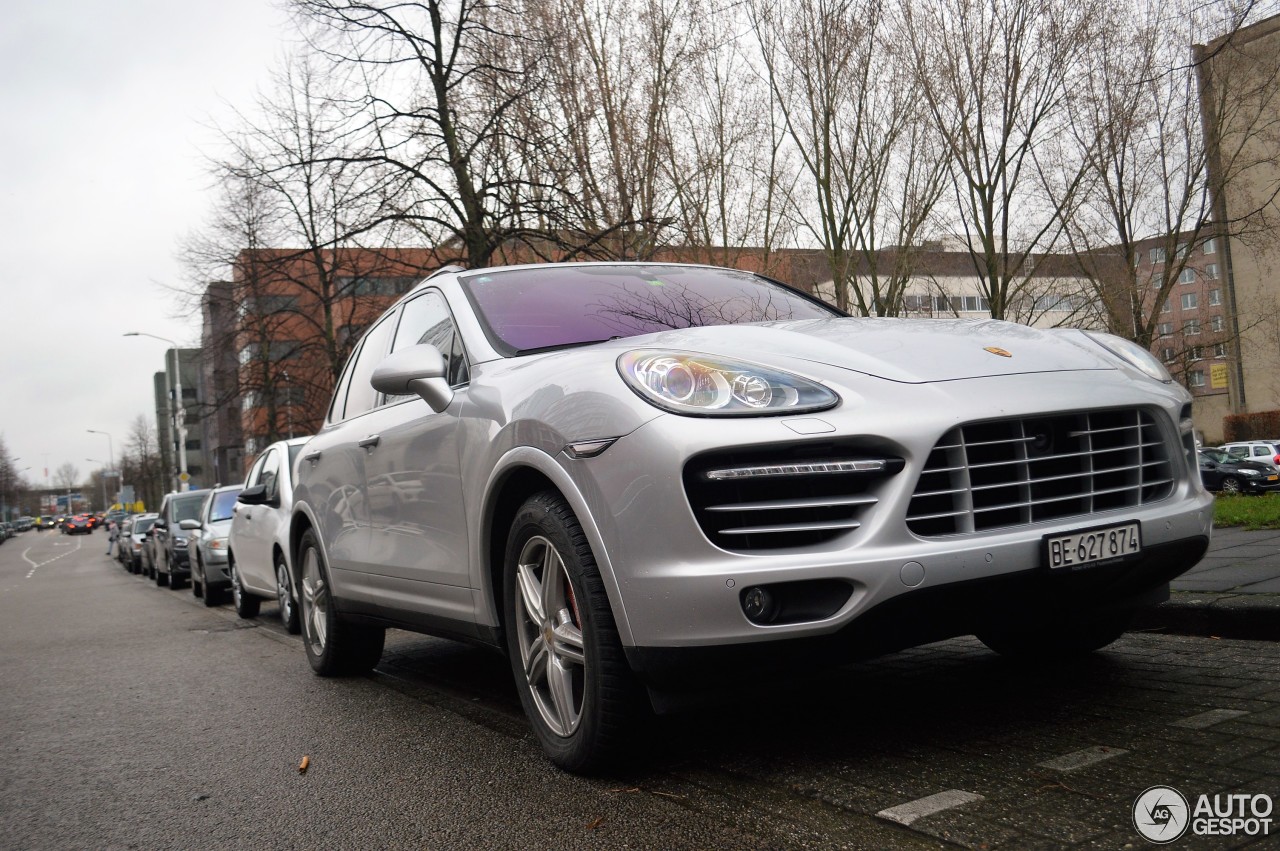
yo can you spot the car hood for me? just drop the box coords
[619,318,1117,384]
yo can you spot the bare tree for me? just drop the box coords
[902,0,1101,320]
[52,463,81,492]
[751,0,947,315]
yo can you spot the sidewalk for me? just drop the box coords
[1135,526,1280,640]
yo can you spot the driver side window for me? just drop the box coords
[259,449,281,502]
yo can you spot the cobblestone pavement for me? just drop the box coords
[380,630,1280,849]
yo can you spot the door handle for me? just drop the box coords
[358,435,381,451]
[303,450,322,463]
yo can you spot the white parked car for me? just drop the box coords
[227,437,311,632]
[287,261,1214,772]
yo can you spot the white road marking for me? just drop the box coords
[1171,708,1249,729]
[21,537,83,578]
[1037,746,1128,772]
[876,790,985,826]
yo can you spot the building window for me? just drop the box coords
[1161,300,1171,313]
[1181,292,1198,310]
[1179,268,1196,284]
[1189,346,1203,361]
[185,438,201,451]
[1214,343,1227,358]
[1206,263,1219,279]
[1176,242,1190,260]
[1184,319,1201,335]
[1161,347,1176,362]
[1158,322,1173,336]
[1209,288,1221,306]
[1188,370,1205,387]
[1210,315,1225,333]
[1204,238,1216,254]
[1150,247,1166,264]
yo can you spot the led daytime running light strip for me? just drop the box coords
[705,459,888,481]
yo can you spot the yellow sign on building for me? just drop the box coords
[1211,363,1229,390]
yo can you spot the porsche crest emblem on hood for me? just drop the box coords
[984,346,1012,358]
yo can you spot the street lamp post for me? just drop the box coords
[124,332,189,492]
[87,429,116,507]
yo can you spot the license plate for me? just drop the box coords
[1269,476,1278,482]
[1044,522,1141,571]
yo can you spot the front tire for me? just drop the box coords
[1220,476,1241,495]
[298,529,384,676]
[503,492,641,773]
[977,609,1132,659]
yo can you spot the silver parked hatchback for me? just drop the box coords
[290,262,1213,772]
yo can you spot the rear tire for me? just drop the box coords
[977,609,1132,659]
[231,562,260,619]
[276,555,301,635]
[298,529,384,676]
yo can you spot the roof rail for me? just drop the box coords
[426,264,466,280]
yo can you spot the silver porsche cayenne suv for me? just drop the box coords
[289,262,1213,772]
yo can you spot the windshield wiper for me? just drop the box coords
[514,337,621,356]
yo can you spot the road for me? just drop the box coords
[1,530,1277,849]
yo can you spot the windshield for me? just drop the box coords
[173,495,205,523]
[209,489,242,523]
[460,265,841,355]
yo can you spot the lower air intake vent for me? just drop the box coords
[684,443,904,551]
[907,409,1175,537]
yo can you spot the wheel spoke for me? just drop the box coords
[552,617,585,666]
[524,638,549,685]
[516,560,545,625]
[540,545,561,621]
[546,656,579,732]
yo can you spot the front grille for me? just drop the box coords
[684,443,904,551]
[907,409,1175,537]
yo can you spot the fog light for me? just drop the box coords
[741,586,778,624]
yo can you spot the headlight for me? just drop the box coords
[175,537,188,548]
[618,350,838,416]
[209,538,227,550]
[1082,332,1172,382]
[1240,468,1261,477]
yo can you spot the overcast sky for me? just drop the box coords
[0,0,294,491]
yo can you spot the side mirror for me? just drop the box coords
[238,485,270,506]
[179,519,201,531]
[153,519,167,530]
[371,344,453,413]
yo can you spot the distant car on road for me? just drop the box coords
[182,485,243,606]
[63,515,94,535]
[1198,448,1280,494]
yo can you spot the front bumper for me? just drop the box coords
[564,371,1212,651]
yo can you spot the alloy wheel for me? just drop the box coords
[513,535,586,738]
[301,547,329,654]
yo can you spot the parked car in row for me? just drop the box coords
[1198,448,1280,494]
[150,490,207,589]
[281,261,1214,772]
[227,437,310,632]
[183,485,243,606]
[119,513,159,574]
[1222,440,1280,474]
